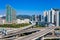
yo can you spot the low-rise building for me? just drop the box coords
[16,19,30,24]
[0,18,6,24]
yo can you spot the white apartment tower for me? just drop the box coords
[47,8,60,26]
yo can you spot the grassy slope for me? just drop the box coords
[0,23,30,28]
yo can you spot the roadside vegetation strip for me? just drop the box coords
[34,25,46,28]
[0,23,30,28]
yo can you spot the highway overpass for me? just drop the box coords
[14,26,57,40]
[44,36,60,39]
[1,23,36,38]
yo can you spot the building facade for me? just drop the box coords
[6,5,16,23]
[0,17,6,24]
[45,8,60,26]
[32,15,42,22]
[32,15,35,21]
[16,19,30,24]
[44,11,48,22]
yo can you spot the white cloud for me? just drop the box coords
[0,14,6,17]
[0,15,3,17]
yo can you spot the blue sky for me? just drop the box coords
[0,0,60,16]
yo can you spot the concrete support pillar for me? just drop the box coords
[41,37,44,40]
[52,30,55,36]
[15,35,19,38]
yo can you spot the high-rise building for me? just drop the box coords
[32,15,35,21]
[38,15,41,21]
[48,10,52,23]
[6,5,16,23]
[32,15,41,22]
[47,8,60,26]
[44,11,48,22]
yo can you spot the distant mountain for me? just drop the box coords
[17,15,32,20]
[1,15,32,20]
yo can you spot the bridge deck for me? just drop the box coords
[14,27,57,40]
[0,24,36,38]
[44,36,60,39]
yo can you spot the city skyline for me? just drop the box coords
[0,0,60,16]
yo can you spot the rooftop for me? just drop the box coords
[52,8,60,11]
